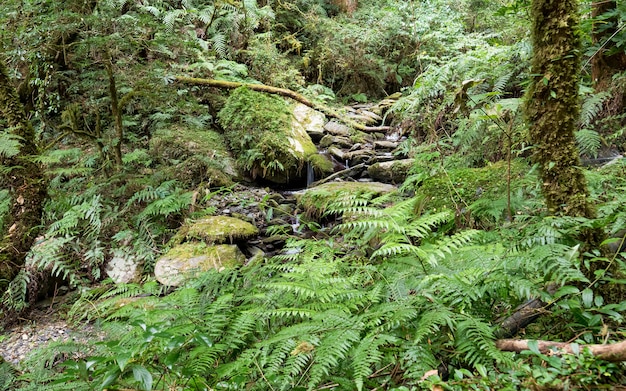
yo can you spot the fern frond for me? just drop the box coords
[576,128,602,158]
[0,133,22,158]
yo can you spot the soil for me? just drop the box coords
[0,294,102,366]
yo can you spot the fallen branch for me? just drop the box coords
[173,76,391,132]
[496,339,626,362]
[309,163,366,187]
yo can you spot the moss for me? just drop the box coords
[298,181,396,219]
[155,242,246,286]
[308,153,334,177]
[150,126,236,187]
[218,87,318,184]
[175,216,259,244]
[417,160,535,211]
[525,0,593,218]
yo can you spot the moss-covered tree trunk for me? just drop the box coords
[525,0,594,218]
[0,60,46,282]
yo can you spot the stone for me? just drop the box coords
[174,215,259,245]
[297,181,396,219]
[328,146,345,161]
[293,104,326,142]
[218,88,319,185]
[373,140,399,151]
[344,149,375,166]
[367,159,415,184]
[324,121,351,137]
[319,135,352,149]
[154,243,246,286]
[105,254,142,284]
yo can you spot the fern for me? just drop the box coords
[576,128,602,158]
[0,133,22,159]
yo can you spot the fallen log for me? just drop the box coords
[496,339,626,362]
[173,76,391,132]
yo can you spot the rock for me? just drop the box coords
[149,126,237,188]
[328,146,345,161]
[297,181,396,219]
[218,88,319,185]
[105,254,142,284]
[293,103,327,142]
[373,140,399,151]
[319,134,353,149]
[344,149,375,165]
[367,159,414,184]
[154,243,246,286]
[174,215,259,245]
[324,121,351,137]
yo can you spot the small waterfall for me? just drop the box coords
[306,161,315,188]
[345,160,349,169]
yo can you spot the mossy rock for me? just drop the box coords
[368,159,415,184]
[149,125,237,187]
[218,87,319,185]
[417,160,536,218]
[174,216,259,245]
[298,181,396,219]
[154,243,246,286]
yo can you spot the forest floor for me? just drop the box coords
[0,294,102,366]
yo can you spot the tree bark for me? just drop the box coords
[525,0,594,218]
[591,0,626,91]
[0,60,46,282]
[106,61,124,169]
[331,0,357,14]
[496,339,626,362]
[173,76,390,132]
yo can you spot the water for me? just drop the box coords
[306,161,315,188]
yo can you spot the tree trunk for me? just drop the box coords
[591,0,626,91]
[0,60,46,282]
[525,0,594,218]
[106,61,124,169]
[331,0,357,14]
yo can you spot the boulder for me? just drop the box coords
[324,121,351,137]
[297,181,396,219]
[149,126,236,188]
[367,159,414,184]
[218,87,321,185]
[154,243,246,286]
[173,215,259,245]
[293,103,326,142]
[105,254,142,284]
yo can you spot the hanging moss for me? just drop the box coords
[525,0,593,218]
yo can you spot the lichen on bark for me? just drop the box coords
[525,0,593,218]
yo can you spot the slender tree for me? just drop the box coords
[525,0,594,218]
[0,59,46,282]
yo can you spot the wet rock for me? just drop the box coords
[319,135,352,149]
[154,243,245,286]
[367,159,415,184]
[328,146,345,161]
